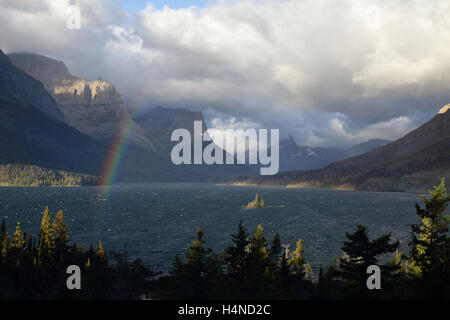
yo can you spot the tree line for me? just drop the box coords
[0,207,155,299]
[0,180,449,299]
[0,164,99,186]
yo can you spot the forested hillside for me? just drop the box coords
[0,164,99,186]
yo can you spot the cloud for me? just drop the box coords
[324,114,414,146]
[1,0,449,146]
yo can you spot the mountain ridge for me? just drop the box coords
[8,52,158,150]
[277,136,390,172]
[228,107,450,192]
[0,49,104,176]
[4,50,255,183]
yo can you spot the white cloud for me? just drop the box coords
[1,0,449,146]
[326,115,415,146]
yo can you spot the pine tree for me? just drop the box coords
[269,233,281,273]
[38,207,53,265]
[318,265,324,280]
[11,222,25,251]
[224,221,249,279]
[185,227,209,268]
[0,218,5,238]
[337,225,399,295]
[52,210,70,266]
[407,179,450,298]
[170,254,184,277]
[250,225,268,259]
[52,211,69,246]
[0,218,7,262]
[409,179,449,276]
[26,233,33,253]
[304,263,314,281]
[279,245,291,293]
[7,222,26,266]
[289,239,307,277]
[96,240,107,268]
[183,227,213,298]
[247,224,269,277]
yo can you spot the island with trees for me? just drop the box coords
[245,193,265,208]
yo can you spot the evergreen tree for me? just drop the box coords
[337,225,399,297]
[52,210,70,266]
[38,207,53,265]
[278,245,291,295]
[0,218,7,262]
[289,239,307,277]
[0,211,155,299]
[96,240,107,268]
[0,218,5,238]
[170,254,184,277]
[269,233,282,273]
[183,227,214,298]
[26,233,33,253]
[408,179,450,298]
[185,227,207,265]
[224,221,249,280]
[11,222,25,251]
[248,224,269,274]
[409,179,449,276]
[245,225,272,297]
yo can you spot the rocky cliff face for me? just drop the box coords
[0,49,103,174]
[8,53,156,149]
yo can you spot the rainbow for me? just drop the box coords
[96,93,152,199]
[97,121,134,198]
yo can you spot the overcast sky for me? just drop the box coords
[1,0,450,147]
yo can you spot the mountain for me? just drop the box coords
[6,51,254,182]
[0,49,103,176]
[228,106,450,192]
[137,106,257,181]
[137,106,206,153]
[0,52,64,122]
[346,139,391,157]
[278,136,390,172]
[8,52,157,149]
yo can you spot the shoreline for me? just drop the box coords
[220,181,430,195]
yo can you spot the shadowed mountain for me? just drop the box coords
[278,136,390,172]
[138,106,206,148]
[229,106,450,192]
[0,49,103,175]
[137,106,257,181]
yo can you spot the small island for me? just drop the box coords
[246,193,265,208]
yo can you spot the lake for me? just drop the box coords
[0,183,423,273]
